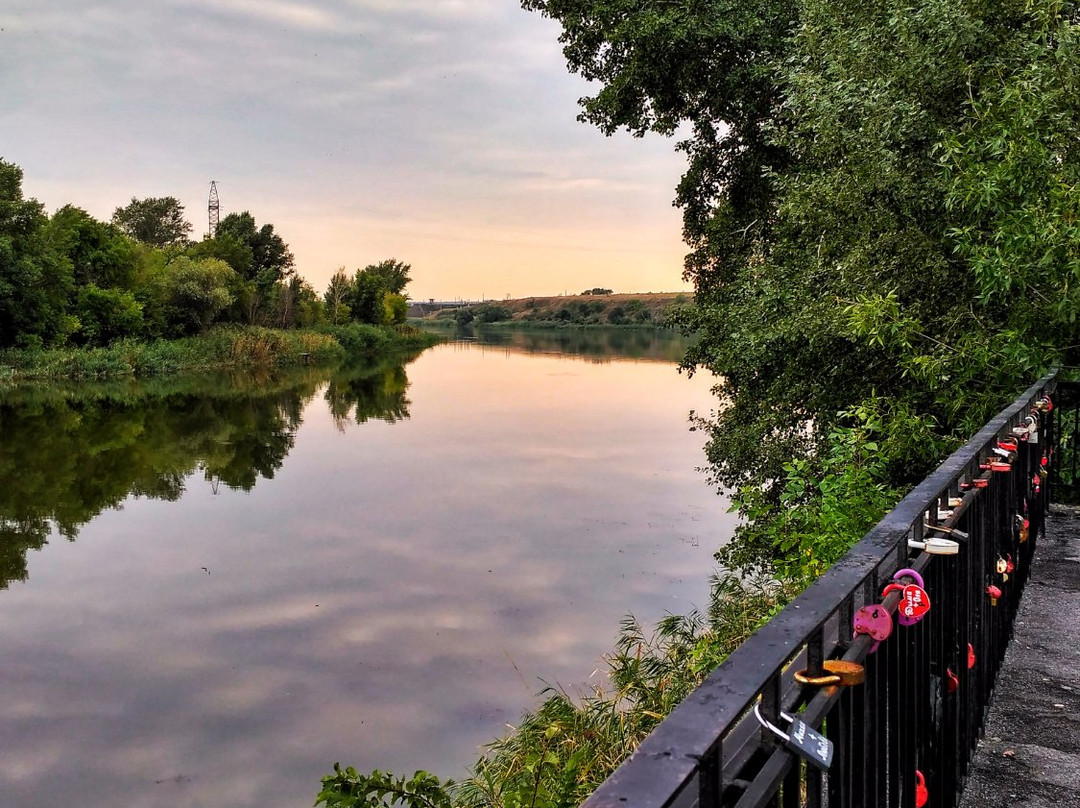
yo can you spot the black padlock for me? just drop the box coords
[754,703,834,770]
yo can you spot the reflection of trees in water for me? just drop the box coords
[324,356,414,431]
[0,357,416,589]
[452,326,692,363]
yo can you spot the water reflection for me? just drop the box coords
[0,355,419,589]
[434,325,693,364]
[0,331,731,808]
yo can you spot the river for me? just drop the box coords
[0,328,735,808]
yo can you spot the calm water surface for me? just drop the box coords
[0,329,735,808]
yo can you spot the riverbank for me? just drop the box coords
[0,323,441,383]
[411,293,691,328]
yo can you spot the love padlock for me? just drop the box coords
[882,582,931,626]
[981,460,1012,473]
[945,668,959,693]
[986,584,1002,606]
[1006,554,1015,574]
[909,536,959,555]
[996,556,1008,575]
[998,437,1019,453]
[915,770,929,808]
[893,567,924,588]
[968,642,976,669]
[1016,514,1030,543]
[754,703,834,771]
[853,604,893,652]
[794,659,865,687]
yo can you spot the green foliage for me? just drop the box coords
[111,196,191,247]
[472,304,513,324]
[317,766,453,808]
[213,212,295,324]
[0,160,74,348]
[340,261,412,326]
[940,4,1080,331]
[720,403,904,581]
[526,0,1080,570]
[185,231,254,277]
[47,205,137,289]
[349,269,392,325]
[325,268,354,325]
[384,293,410,326]
[215,212,295,284]
[363,258,412,296]
[73,284,144,346]
[149,256,238,336]
[580,288,612,295]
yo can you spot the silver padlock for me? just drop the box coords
[754,702,834,770]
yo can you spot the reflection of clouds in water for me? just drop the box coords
[0,341,734,807]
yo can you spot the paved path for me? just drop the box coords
[958,505,1080,808]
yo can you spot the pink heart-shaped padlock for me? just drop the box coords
[853,604,893,652]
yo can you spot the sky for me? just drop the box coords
[0,0,692,301]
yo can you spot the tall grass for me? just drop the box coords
[0,325,439,383]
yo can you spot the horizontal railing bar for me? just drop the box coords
[583,371,1056,808]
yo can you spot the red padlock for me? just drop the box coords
[986,584,1002,605]
[945,668,959,693]
[968,643,976,669]
[882,582,931,625]
[1006,554,1015,574]
[916,770,928,808]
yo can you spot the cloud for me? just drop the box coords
[2,0,689,298]
[202,0,342,31]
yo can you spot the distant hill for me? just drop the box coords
[410,292,691,327]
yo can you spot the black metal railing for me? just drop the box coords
[584,372,1059,808]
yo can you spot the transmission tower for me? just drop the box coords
[208,180,220,237]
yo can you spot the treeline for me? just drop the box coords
[429,294,690,327]
[0,159,416,351]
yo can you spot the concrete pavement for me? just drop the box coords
[958,505,1080,808]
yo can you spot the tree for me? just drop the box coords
[0,160,74,347]
[324,268,352,325]
[348,268,389,324]
[72,284,143,346]
[185,231,253,277]
[47,205,138,290]
[111,196,192,247]
[526,0,1080,570]
[146,256,237,336]
[215,212,294,284]
[214,212,295,324]
[363,258,411,296]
